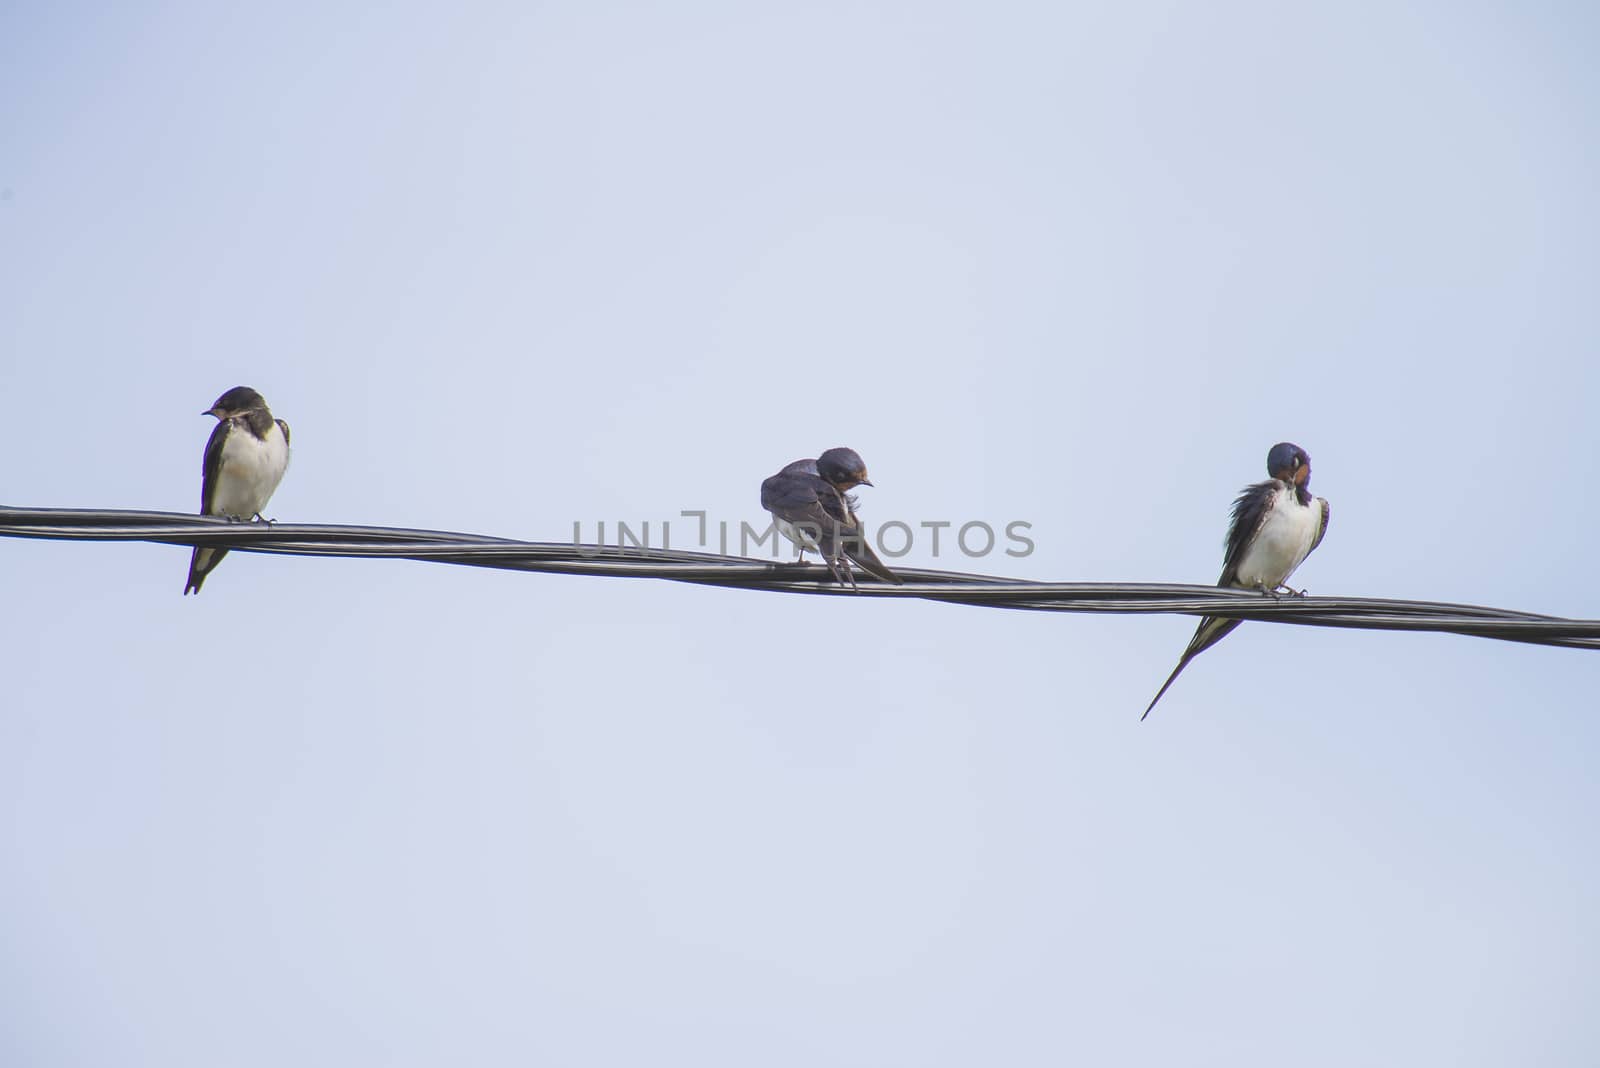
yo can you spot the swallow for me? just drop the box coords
[184,386,291,595]
[759,447,903,587]
[1143,441,1330,719]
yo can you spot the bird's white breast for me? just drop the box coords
[211,422,290,518]
[1232,484,1324,590]
[776,517,821,553]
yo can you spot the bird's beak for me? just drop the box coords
[201,408,215,416]
[859,476,874,487]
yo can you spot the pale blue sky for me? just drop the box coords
[3,3,1598,1065]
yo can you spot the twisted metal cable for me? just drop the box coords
[3,506,1597,651]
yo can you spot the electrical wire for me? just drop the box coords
[3,506,1596,651]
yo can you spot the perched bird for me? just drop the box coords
[1143,442,1330,719]
[184,386,291,595]
[760,447,902,587]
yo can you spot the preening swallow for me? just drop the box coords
[184,386,291,595]
[760,447,903,587]
[1143,441,1330,719]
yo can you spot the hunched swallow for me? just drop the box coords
[184,386,291,595]
[1143,441,1330,719]
[760,447,903,587]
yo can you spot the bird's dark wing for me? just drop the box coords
[1310,496,1330,555]
[199,418,233,515]
[1218,479,1282,587]
[187,421,235,595]
[761,470,849,538]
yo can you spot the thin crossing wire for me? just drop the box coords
[3,505,1598,651]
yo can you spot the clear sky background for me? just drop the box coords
[3,2,1598,1065]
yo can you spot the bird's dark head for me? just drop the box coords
[1267,441,1311,487]
[205,386,268,419]
[816,447,873,489]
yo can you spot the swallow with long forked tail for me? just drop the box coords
[760,447,902,588]
[1143,442,1329,719]
[184,386,291,595]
